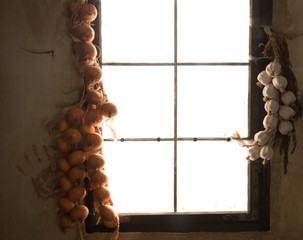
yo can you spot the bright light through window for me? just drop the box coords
[100,0,250,214]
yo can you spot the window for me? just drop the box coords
[85,0,271,232]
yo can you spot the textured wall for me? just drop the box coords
[0,0,302,240]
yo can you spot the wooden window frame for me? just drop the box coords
[85,0,272,233]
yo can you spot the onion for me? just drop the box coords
[58,196,76,213]
[56,157,71,173]
[73,42,97,62]
[85,90,103,105]
[79,123,96,136]
[99,102,118,118]
[67,1,78,15]
[68,185,87,202]
[67,166,87,183]
[70,205,89,222]
[65,107,84,127]
[76,58,95,73]
[93,186,111,204]
[84,108,104,126]
[78,3,98,23]
[101,218,119,229]
[56,118,69,132]
[62,127,82,145]
[67,150,86,166]
[83,133,103,152]
[83,65,103,83]
[71,22,95,43]
[60,214,76,229]
[98,204,118,221]
[89,169,108,189]
[86,153,105,169]
[58,175,73,192]
[57,137,72,153]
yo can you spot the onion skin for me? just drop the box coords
[73,42,97,61]
[71,23,95,43]
[62,128,82,145]
[57,138,72,153]
[65,107,84,127]
[85,90,103,105]
[67,166,87,183]
[79,123,96,136]
[56,157,71,173]
[89,169,108,189]
[84,108,104,126]
[86,153,105,169]
[83,65,103,83]
[70,205,89,222]
[99,102,118,118]
[67,150,86,166]
[56,118,69,132]
[98,204,118,222]
[68,185,87,202]
[58,175,73,192]
[58,196,76,213]
[93,186,111,204]
[83,133,103,152]
[78,3,98,23]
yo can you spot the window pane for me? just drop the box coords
[177,141,248,212]
[178,66,249,138]
[178,0,249,62]
[102,66,174,138]
[103,141,174,213]
[102,0,174,63]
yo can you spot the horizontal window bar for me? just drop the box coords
[104,137,251,142]
[102,62,249,66]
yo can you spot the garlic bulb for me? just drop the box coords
[263,114,279,129]
[254,130,271,146]
[264,99,280,114]
[257,70,272,86]
[266,61,282,77]
[279,105,296,120]
[281,91,296,105]
[262,83,279,100]
[278,120,294,135]
[247,145,261,161]
[260,145,274,160]
[272,75,288,92]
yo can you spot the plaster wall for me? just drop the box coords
[0,0,302,240]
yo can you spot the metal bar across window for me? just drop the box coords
[102,62,249,66]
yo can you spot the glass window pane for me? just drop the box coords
[178,66,249,138]
[103,141,174,213]
[177,141,248,212]
[102,0,174,63]
[178,0,249,62]
[101,66,174,138]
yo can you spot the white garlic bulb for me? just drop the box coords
[257,70,272,86]
[260,145,274,160]
[264,99,280,114]
[281,91,296,105]
[266,61,282,77]
[279,105,296,120]
[247,145,261,161]
[272,75,288,92]
[278,120,294,135]
[263,114,279,129]
[262,83,279,100]
[254,130,271,146]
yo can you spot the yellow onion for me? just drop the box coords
[70,205,89,222]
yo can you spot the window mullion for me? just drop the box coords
[174,0,178,213]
